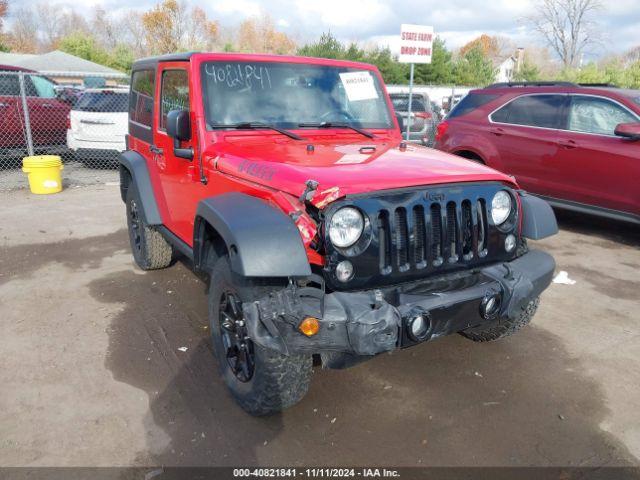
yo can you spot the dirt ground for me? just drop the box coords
[1,184,639,468]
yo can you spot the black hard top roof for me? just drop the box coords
[132,52,198,71]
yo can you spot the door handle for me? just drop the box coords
[489,127,504,136]
[42,103,54,108]
[558,139,578,149]
[149,144,163,155]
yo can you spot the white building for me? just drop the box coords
[493,48,524,84]
[494,56,518,83]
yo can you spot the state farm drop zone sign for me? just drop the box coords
[399,24,434,64]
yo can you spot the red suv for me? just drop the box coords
[434,82,640,224]
[119,53,558,415]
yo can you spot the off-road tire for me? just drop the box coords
[208,256,313,416]
[460,297,540,342]
[125,184,173,270]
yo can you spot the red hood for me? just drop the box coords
[209,134,516,207]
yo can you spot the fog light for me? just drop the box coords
[298,317,320,337]
[336,260,354,282]
[480,292,502,319]
[407,312,431,341]
[505,234,516,252]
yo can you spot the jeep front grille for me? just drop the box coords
[323,183,518,290]
[378,198,488,273]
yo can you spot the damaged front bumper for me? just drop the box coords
[243,250,555,364]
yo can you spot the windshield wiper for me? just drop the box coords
[298,122,375,139]
[208,122,303,140]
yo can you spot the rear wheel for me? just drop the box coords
[208,256,313,416]
[125,184,173,270]
[454,151,485,164]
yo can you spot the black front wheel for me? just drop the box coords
[218,290,256,383]
[208,256,313,416]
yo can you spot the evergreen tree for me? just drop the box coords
[454,45,496,86]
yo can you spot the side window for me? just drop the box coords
[160,69,189,130]
[129,69,155,127]
[448,93,499,119]
[0,74,21,96]
[491,95,564,129]
[568,96,638,136]
[28,75,56,98]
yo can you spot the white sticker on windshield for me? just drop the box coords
[339,71,378,102]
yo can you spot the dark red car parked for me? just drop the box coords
[434,82,640,224]
[0,65,70,150]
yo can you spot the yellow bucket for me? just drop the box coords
[22,155,64,194]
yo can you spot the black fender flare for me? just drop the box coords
[519,191,559,240]
[118,151,162,225]
[194,192,312,277]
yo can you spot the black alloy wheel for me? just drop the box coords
[219,290,255,382]
[129,198,143,255]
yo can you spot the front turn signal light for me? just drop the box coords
[299,317,320,337]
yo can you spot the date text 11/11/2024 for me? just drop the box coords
[232,468,401,478]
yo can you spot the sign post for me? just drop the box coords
[398,24,434,141]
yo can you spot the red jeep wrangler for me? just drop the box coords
[119,53,558,416]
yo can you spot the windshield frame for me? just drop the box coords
[197,58,396,133]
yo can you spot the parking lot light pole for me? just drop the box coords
[18,72,35,158]
[405,63,414,141]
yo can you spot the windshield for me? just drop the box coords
[201,61,393,129]
[75,92,129,113]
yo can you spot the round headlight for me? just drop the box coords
[329,207,364,248]
[491,190,512,225]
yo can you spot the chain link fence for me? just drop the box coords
[0,70,129,191]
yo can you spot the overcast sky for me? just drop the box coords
[10,0,640,59]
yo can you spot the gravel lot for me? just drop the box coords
[1,185,639,468]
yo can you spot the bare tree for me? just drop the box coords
[623,46,640,66]
[185,6,219,51]
[0,0,7,48]
[92,6,120,50]
[35,3,63,50]
[7,7,39,53]
[493,36,518,62]
[121,12,147,58]
[0,0,8,29]
[59,10,90,35]
[526,0,602,68]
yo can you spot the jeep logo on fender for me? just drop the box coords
[427,192,445,201]
[238,160,277,181]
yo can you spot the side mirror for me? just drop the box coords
[166,110,194,160]
[395,112,405,132]
[614,122,640,141]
